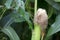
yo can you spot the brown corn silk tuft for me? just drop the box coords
[34,8,48,38]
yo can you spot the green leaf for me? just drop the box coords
[54,0,60,2]
[18,8,30,21]
[18,8,33,29]
[48,6,54,19]
[5,0,13,9]
[0,7,6,20]
[45,0,60,10]
[1,26,20,40]
[0,14,14,27]
[14,16,25,22]
[45,14,60,40]
[0,12,25,27]
[14,0,25,10]
[11,11,25,22]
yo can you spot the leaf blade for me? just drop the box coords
[45,14,60,40]
[1,26,20,40]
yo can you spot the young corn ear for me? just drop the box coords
[34,8,48,40]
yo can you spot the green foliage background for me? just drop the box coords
[0,0,60,40]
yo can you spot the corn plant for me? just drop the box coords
[0,0,60,40]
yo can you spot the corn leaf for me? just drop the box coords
[5,0,13,9]
[45,14,60,40]
[1,26,20,40]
